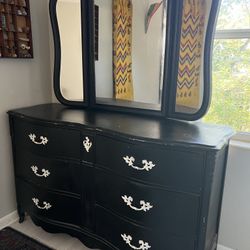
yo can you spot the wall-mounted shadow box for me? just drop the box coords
[0,0,33,58]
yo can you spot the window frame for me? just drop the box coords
[206,7,250,132]
[215,29,250,39]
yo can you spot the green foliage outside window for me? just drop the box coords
[204,39,250,132]
[204,0,250,132]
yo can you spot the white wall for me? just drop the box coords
[218,134,250,250]
[0,0,52,219]
[95,0,165,104]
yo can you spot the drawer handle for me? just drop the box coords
[31,166,50,178]
[123,156,155,171]
[122,195,153,212]
[32,198,52,210]
[29,133,48,145]
[83,137,92,152]
[121,234,151,250]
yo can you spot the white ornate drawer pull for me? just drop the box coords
[29,134,48,145]
[123,156,155,171]
[122,195,153,212]
[121,234,151,250]
[31,166,50,178]
[32,198,52,210]
[83,137,92,152]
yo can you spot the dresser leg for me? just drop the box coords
[17,205,25,223]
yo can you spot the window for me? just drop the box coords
[204,0,250,132]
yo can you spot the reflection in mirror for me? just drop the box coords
[175,0,212,114]
[57,0,84,101]
[94,0,167,110]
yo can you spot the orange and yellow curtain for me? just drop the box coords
[113,0,134,101]
[176,0,207,109]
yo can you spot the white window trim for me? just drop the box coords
[215,29,250,39]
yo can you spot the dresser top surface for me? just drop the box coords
[8,104,234,149]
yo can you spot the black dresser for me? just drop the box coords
[8,104,233,250]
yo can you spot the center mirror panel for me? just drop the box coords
[57,0,84,102]
[94,0,167,111]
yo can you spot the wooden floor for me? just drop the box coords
[10,217,97,250]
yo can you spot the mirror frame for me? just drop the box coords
[49,0,221,121]
[166,0,222,121]
[49,0,89,107]
[87,0,182,117]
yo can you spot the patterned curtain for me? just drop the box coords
[113,0,134,101]
[176,0,207,109]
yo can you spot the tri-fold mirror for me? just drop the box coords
[50,0,220,120]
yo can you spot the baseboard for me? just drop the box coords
[217,244,235,250]
[0,210,18,230]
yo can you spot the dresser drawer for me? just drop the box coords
[96,135,204,193]
[15,150,82,195]
[13,118,81,160]
[95,205,196,250]
[95,169,199,237]
[16,179,82,226]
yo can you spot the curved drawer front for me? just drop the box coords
[96,135,204,193]
[95,205,196,250]
[15,151,82,195]
[16,179,82,226]
[13,118,81,160]
[95,169,199,237]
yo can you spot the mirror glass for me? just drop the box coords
[57,0,84,101]
[94,0,167,110]
[175,0,212,114]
